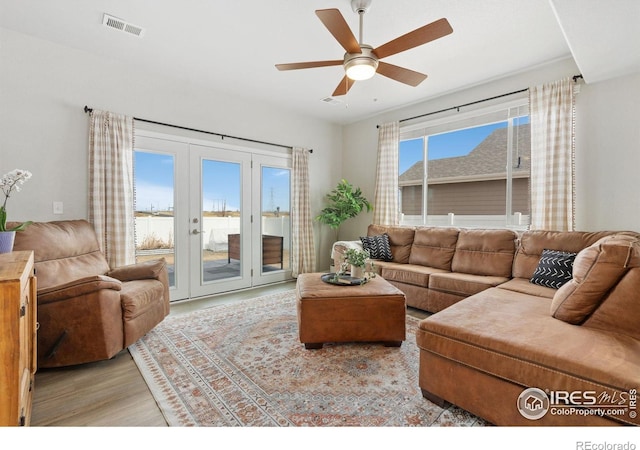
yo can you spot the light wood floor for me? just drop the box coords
[31,280,428,427]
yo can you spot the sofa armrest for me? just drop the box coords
[109,258,171,316]
[331,240,363,259]
[38,275,122,304]
[107,258,167,282]
[331,240,363,271]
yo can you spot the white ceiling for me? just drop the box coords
[1,0,638,124]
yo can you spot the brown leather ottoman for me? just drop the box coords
[296,273,406,349]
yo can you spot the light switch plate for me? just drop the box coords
[53,201,63,215]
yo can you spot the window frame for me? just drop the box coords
[398,97,530,230]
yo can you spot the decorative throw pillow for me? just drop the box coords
[360,234,392,261]
[551,234,640,324]
[530,249,577,289]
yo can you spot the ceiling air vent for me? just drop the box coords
[320,97,344,106]
[102,14,145,37]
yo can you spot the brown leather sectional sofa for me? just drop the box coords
[355,224,640,426]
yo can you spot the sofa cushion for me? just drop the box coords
[416,287,640,426]
[497,278,556,299]
[381,263,448,287]
[11,219,111,290]
[360,233,392,261]
[450,229,517,277]
[529,249,577,289]
[512,230,615,280]
[120,279,166,321]
[408,227,459,270]
[550,234,640,324]
[429,272,510,297]
[583,268,640,341]
[368,224,415,264]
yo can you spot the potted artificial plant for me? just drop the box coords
[316,179,373,274]
[343,247,375,280]
[315,179,373,232]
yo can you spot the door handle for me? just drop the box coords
[192,229,202,235]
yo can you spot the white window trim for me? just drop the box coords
[399,96,530,230]
[400,97,529,135]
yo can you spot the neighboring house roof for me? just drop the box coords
[399,125,531,185]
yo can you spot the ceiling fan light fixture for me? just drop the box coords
[344,45,379,81]
[345,57,377,80]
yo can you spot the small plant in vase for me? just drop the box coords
[343,248,376,282]
[0,169,33,253]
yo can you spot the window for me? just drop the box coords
[399,101,530,229]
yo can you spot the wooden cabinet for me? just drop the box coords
[0,251,37,426]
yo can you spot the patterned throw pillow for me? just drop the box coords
[530,249,577,289]
[360,234,393,261]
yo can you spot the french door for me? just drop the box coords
[134,131,292,301]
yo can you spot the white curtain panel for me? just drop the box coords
[529,77,575,231]
[373,121,400,226]
[291,147,316,277]
[88,109,136,268]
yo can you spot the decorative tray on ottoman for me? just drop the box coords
[320,273,366,286]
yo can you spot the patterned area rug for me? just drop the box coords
[129,289,486,427]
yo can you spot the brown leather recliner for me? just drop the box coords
[12,219,170,368]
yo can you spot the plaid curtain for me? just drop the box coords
[529,77,575,231]
[291,147,316,277]
[88,109,136,267]
[373,121,400,225]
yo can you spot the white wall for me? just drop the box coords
[574,72,640,231]
[341,58,640,240]
[0,27,342,270]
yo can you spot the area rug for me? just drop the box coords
[129,289,486,427]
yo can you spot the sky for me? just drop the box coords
[134,152,290,213]
[135,152,175,212]
[400,122,507,174]
[399,116,529,175]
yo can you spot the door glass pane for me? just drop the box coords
[201,159,241,283]
[134,151,176,287]
[261,166,290,274]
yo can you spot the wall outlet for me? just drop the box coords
[53,201,63,215]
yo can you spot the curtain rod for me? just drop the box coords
[83,106,312,153]
[377,74,583,128]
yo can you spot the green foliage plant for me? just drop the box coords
[344,248,369,268]
[315,179,373,230]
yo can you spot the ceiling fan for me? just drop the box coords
[275,0,453,96]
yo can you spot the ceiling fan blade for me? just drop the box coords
[332,76,355,96]
[316,9,361,54]
[275,60,344,71]
[376,61,427,87]
[373,18,453,60]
